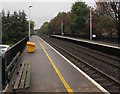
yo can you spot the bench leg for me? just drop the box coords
[12,81,16,94]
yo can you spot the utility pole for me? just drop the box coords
[90,7,92,41]
[29,6,32,40]
[0,12,2,94]
[61,19,64,35]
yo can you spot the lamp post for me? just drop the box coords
[90,7,92,41]
[29,6,32,40]
[0,12,2,94]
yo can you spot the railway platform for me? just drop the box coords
[5,35,107,93]
[51,35,120,49]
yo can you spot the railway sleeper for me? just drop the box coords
[86,71,97,75]
[94,78,107,81]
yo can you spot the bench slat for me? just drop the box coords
[13,61,25,90]
[25,62,31,88]
[19,61,28,89]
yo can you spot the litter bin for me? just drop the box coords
[27,42,35,53]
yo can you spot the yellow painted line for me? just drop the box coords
[36,37,74,94]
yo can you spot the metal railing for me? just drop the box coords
[2,36,29,89]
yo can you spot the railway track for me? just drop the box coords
[39,34,120,93]
[52,37,119,79]
[52,37,120,68]
[49,36,119,82]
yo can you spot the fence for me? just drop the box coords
[2,36,29,89]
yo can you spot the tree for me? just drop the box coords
[48,18,56,35]
[2,10,34,45]
[97,15,117,36]
[95,1,120,43]
[39,22,49,35]
[30,20,35,34]
[40,12,71,35]
[110,2,120,44]
[70,2,89,35]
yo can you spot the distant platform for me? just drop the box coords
[51,35,120,49]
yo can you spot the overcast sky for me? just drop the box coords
[0,1,95,29]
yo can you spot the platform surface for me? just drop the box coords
[5,35,106,93]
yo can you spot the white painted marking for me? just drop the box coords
[37,35,110,94]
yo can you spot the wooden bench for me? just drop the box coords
[13,61,31,91]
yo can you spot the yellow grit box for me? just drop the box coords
[27,42,35,53]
